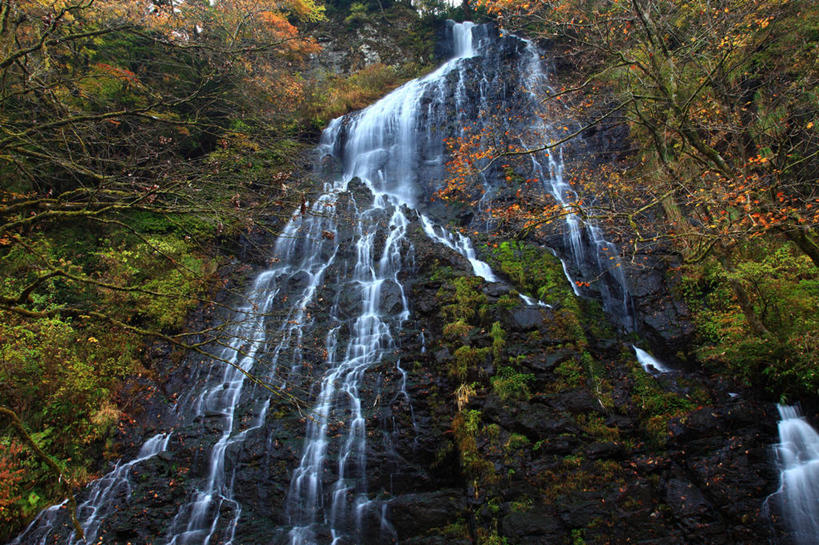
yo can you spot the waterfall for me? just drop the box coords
[11,20,647,545]
[287,22,484,544]
[516,41,634,328]
[770,405,819,544]
[8,434,171,545]
[632,345,670,374]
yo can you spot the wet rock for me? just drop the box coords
[483,282,511,298]
[527,349,576,372]
[558,493,607,528]
[157,450,173,462]
[586,441,625,459]
[510,307,544,330]
[388,490,468,540]
[501,508,563,538]
[665,478,712,517]
[434,347,452,363]
[514,405,575,436]
[380,280,406,315]
[554,389,606,414]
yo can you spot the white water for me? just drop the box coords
[419,215,550,308]
[9,434,171,545]
[12,20,645,545]
[287,22,484,545]
[77,433,173,544]
[419,215,497,282]
[7,501,67,545]
[632,345,671,374]
[770,405,819,544]
[514,40,633,327]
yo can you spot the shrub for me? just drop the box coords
[491,366,533,401]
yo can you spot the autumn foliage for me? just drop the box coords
[0,0,324,537]
[449,0,819,262]
[440,0,819,396]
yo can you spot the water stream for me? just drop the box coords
[11,20,678,545]
[769,405,819,545]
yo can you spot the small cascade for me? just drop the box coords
[7,501,66,545]
[514,40,634,328]
[420,215,497,282]
[420,215,553,307]
[540,246,582,296]
[632,345,671,374]
[9,434,171,545]
[770,405,819,545]
[76,434,172,544]
[519,294,550,308]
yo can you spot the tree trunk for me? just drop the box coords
[783,227,819,269]
[718,255,770,337]
[462,0,473,19]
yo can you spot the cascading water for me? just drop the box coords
[632,345,670,375]
[515,41,634,329]
[11,20,654,545]
[8,434,171,545]
[420,216,549,307]
[419,215,497,282]
[286,23,496,543]
[768,405,819,545]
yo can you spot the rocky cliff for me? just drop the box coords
[8,18,791,545]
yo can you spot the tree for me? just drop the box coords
[454,0,818,265]
[0,0,323,536]
[442,0,819,397]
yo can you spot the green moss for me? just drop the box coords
[554,358,585,390]
[510,496,534,512]
[442,276,489,323]
[462,409,482,436]
[491,366,534,401]
[439,518,470,538]
[548,307,587,349]
[494,293,519,310]
[490,321,506,362]
[578,297,615,339]
[428,261,454,282]
[571,528,587,545]
[486,240,574,306]
[505,433,531,450]
[582,351,614,408]
[485,423,501,441]
[443,319,474,343]
[538,456,625,504]
[576,413,619,442]
[478,530,508,545]
[452,346,491,381]
[630,365,694,445]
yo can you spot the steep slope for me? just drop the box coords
[9,20,789,545]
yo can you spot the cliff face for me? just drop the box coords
[15,202,782,545]
[10,19,789,545]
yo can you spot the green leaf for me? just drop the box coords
[27,491,40,506]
